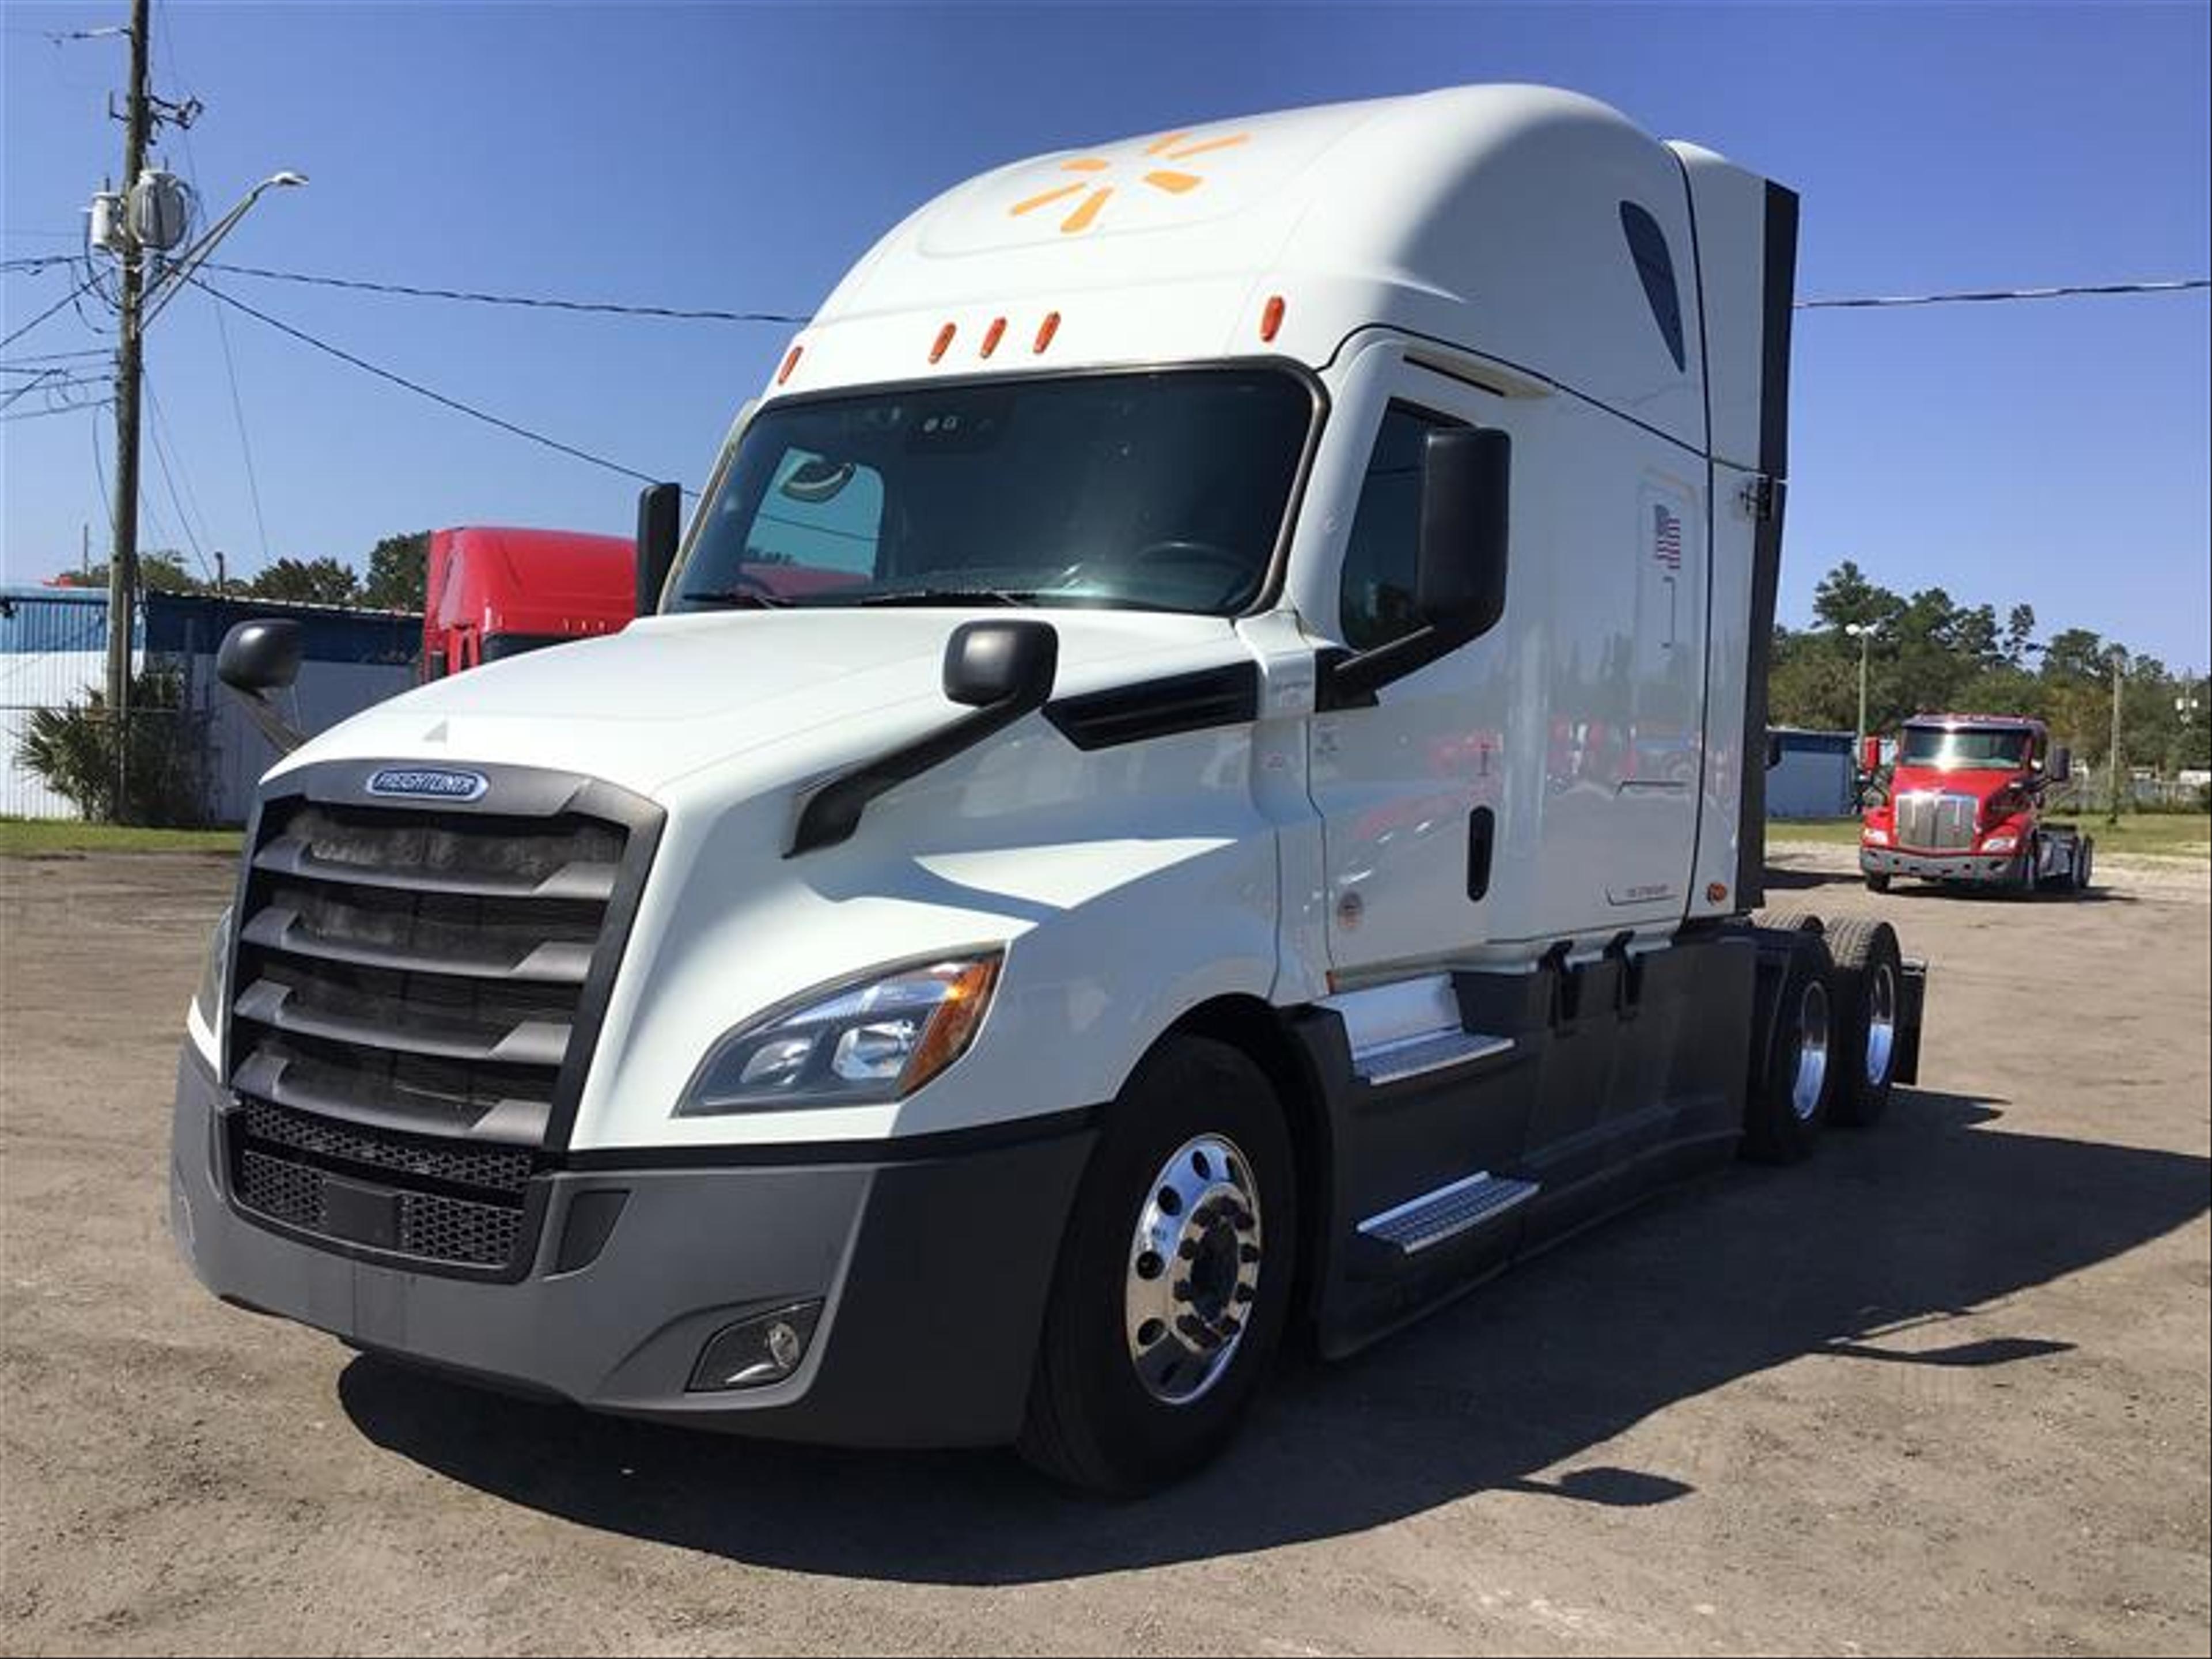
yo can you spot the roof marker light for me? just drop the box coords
[777,343,803,385]
[929,322,956,363]
[980,317,1006,358]
[1033,310,1061,354]
[1260,294,1286,343]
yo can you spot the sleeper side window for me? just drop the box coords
[1619,201,1687,373]
[1339,402,1463,652]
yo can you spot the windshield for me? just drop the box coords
[1900,726,2033,770]
[671,368,1314,616]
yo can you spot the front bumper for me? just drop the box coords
[1859,846,2024,885]
[169,1046,1094,1448]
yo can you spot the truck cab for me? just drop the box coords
[421,526,638,679]
[1860,714,2093,893]
[175,85,1925,1493]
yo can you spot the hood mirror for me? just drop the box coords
[216,619,308,754]
[944,619,1058,708]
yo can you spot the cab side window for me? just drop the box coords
[1339,403,1463,651]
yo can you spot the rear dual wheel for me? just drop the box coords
[1743,931,1837,1164]
[1823,918,1904,1127]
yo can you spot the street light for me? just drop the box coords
[141,170,307,326]
[1844,622,1883,753]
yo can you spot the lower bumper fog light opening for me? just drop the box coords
[688,1300,824,1392]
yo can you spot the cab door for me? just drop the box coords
[1306,371,1518,980]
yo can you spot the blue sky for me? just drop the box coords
[5,1,2207,666]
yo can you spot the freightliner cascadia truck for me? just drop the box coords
[173,85,1929,1494]
[1859,713,2093,894]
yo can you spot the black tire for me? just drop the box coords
[1751,908,1825,935]
[1742,932,1837,1165]
[2073,835,2095,893]
[1823,917,1903,1127]
[1863,872,1892,893]
[1017,1036,1297,1496]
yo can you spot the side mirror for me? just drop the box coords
[1325,426,1510,705]
[217,619,302,693]
[944,619,1059,708]
[215,619,308,754]
[1767,730,1785,769]
[2048,745,2072,784]
[1415,427,1512,641]
[635,480,683,617]
[1861,734,1883,775]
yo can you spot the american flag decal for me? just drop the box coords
[1652,503,1683,570]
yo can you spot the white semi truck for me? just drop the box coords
[173,85,1927,1494]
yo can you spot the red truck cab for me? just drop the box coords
[1860,714,2093,894]
[421,526,638,679]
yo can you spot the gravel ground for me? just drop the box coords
[2,844,2206,1657]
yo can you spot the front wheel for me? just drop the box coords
[1018,1036,1297,1495]
[1863,870,1892,893]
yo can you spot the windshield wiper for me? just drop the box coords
[852,588,1035,608]
[680,588,792,609]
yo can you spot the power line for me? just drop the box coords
[1,397,116,424]
[194,277,682,491]
[1,268,111,351]
[207,281,271,564]
[199,260,809,325]
[144,374,216,584]
[1798,277,2209,309]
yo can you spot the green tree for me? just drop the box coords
[60,551,204,594]
[1811,560,1903,634]
[361,531,430,611]
[249,556,361,606]
[2003,603,2037,666]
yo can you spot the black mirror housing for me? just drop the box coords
[217,619,304,694]
[2048,744,2073,784]
[944,619,1059,708]
[635,480,683,618]
[1416,426,1511,641]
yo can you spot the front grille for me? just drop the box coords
[1894,790,1978,851]
[222,778,654,1274]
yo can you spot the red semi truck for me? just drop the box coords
[422,524,866,679]
[1859,713,2094,894]
[421,526,638,680]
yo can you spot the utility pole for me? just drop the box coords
[214,550,227,599]
[101,0,153,821]
[2107,646,2128,825]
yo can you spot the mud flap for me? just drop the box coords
[1896,958,1929,1085]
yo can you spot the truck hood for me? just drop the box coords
[272,608,1254,801]
[1887,766,2033,804]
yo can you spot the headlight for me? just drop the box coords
[190,906,233,1031]
[681,951,1003,1115]
[1865,827,1890,847]
[1982,834,2018,853]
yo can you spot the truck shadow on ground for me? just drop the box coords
[340,1089,2208,1585]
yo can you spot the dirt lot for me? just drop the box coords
[3,844,2206,1657]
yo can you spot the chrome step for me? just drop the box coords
[1358,1171,1540,1256]
[1354,1028,1514,1087]
[1321,974,1515,1086]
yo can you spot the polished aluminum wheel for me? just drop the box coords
[1123,1134,1263,1406]
[1863,960,1897,1089]
[1791,978,1831,1122]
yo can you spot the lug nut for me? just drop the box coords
[1136,1251,1164,1280]
[1178,1238,1199,1260]
[1176,1315,1205,1339]
[1172,1280,1194,1302]
[1240,1244,1262,1264]
[1234,1284,1255,1304]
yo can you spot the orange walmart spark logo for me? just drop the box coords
[1009,129,1251,234]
